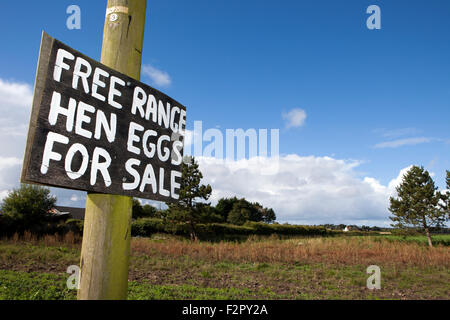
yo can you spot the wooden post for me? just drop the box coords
[78,0,147,300]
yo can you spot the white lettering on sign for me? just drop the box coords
[131,86,185,133]
[54,49,75,82]
[109,76,125,109]
[92,68,109,102]
[90,147,112,187]
[73,57,92,94]
[24,35,186,202]
[49,91,77,132]
[65,143,89,180]
[41,132,69,174]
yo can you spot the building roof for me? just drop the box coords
[54,206,85,220]
[48,208,70,216]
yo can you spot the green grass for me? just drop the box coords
[0,270,76,300]
[1,263,448,300]
[128,282,282,300]
[0,270,283,300]
[3,262,449,300]
[379,234,450,246]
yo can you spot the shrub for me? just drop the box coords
[132,218,166,237]
[244,222,328,236]
[1,184,56,231]
[65,219,84,235]
[131,219,328,239]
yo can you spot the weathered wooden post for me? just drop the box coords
[78,0,147,300]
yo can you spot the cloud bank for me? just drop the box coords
[196,156,409,226]
[0,78,87,205]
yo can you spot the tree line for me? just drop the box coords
[0,160,448,244]
[134,157,276,240]
[0,157,277,240]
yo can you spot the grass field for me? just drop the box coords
[377,234,450,246]
[0,234,448,300]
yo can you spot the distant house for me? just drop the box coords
[343,226,352,232]
[53,206,86,220]
[46,207,70,222]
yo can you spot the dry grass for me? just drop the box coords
[2,231,81,247]
[2,232,448,267]
[131,236,449,267]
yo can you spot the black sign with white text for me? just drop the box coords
[21,32,186,202]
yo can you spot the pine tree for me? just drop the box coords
[164,156,212,240]
[389,166,447,247]
[447,170,450,189]
[439,170,450,219]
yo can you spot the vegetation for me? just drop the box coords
[389,166,448,247]
[1,184,56,227]
[216,197,276,225]
[0,235,448,300]
[0,185,58,236]
[162,157,213,240]
[0,166,448,300]
[439,170,450,219]
[131,218,328,240]
[378,234,450,247]
[132,199,159,219]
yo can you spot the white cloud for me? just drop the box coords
[0,190,9,201]
[0,79,33,109]
[0,157,22,169]
[282,109,307,128]
[374,127,422,139]
[142,64,172,87]
[0,78,33,158]
[0,79,34,201]
[387,166,412,191]
[196,155,410,226]
[0,156,23,201]
[374,137,432,149]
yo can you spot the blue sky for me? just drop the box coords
[0,0,448,226]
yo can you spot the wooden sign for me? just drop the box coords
[21,33,186,202]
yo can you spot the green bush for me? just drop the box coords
[131,218,166,237]
[0,214,15,237]
[131,218,328,239]
[0,215,84,238]
[1,185,56,229]
[243,222,328,236]
[65,219,84,235]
